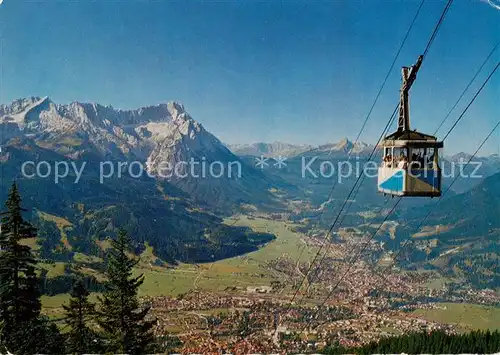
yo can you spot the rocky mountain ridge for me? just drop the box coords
[0,97,278,209]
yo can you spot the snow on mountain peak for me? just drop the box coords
[167,101,186,119]
[0,97,230,168]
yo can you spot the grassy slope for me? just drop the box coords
[41,216,314,313]
[413,303,500,331]
[37,211,73,250]
[131,215,316,295]
[194,216,317,291]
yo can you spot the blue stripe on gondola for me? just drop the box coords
[379,170,404,191]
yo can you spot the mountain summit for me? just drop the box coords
[228,141,313,157]
[229,138,372,158]
[315,137,371,154]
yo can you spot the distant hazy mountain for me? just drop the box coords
[228,141,313,157]
[229,138,373,158]
[299,138,373,158]
[447,152,500,165]
[448,152,474,162]
[442,152,500,193]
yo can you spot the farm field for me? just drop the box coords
[413,303,500,331]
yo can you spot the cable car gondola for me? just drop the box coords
[378,55,443,197]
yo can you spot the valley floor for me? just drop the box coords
[41,214,500,353]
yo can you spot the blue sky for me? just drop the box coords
[0,0,499,154]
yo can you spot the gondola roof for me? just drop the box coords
[381,129,443,148]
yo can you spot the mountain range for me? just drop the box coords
[228,142,313,158]
[228,138,373,158]
[0,97,282,210]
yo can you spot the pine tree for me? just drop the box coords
[353,330,500,354]
[0,183,66,353]
[63,279,99,354]
[0,183,44,352]
[97,229,156,354]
